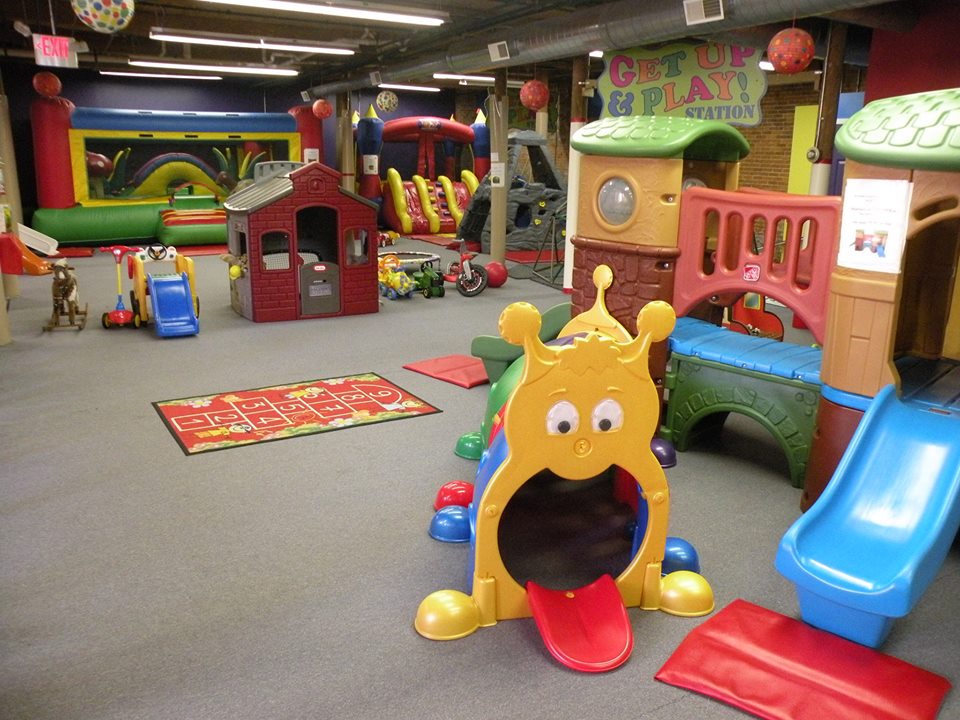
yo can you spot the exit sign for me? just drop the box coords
[33,35,78,68]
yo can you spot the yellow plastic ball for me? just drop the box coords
[414,590,480,640]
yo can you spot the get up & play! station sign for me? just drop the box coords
[597,41,768,127]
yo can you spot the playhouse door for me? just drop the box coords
[296,205,342,317]
[300,261,341,316]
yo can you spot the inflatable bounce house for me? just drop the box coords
[417,266,713,672]
[28,72,322,246]
[356,107,489,235]
[222,161,379,323]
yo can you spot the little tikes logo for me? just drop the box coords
[743,264,761,282]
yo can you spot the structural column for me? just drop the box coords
[487,70,508,264]
[563,55,588,290]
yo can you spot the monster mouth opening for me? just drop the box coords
[497,465,640,591]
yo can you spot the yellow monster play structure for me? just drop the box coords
[418,266,714,672]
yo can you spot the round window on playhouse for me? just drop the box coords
[597,177,636,227]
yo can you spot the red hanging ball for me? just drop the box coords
[311,98,333,120]
[32,72,62,98]
[767,28,816,74]
[519,80,549,111]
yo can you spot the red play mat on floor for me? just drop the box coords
[154,373,440,455]
[403,355,488,388]
[656,599,951,720]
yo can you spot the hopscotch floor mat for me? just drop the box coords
[153,372,440,455]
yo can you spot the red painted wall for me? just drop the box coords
[865,1,960,102]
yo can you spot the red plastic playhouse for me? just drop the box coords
[224,162,379,322]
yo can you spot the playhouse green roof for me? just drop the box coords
[571,115,750,162]
[835,87,960,172]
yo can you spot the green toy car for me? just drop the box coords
[413,261,445,298]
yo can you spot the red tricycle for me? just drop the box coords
[444,240,488,297]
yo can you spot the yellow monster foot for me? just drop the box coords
[415,590,481,640]
[659,570,715,617]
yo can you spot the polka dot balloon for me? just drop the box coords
[71,0,135,34]
[519,80,549,111]
[767,27,816,74]
[376,90,399,113]
[312,99,333,120]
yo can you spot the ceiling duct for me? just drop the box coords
[303,0,892,99]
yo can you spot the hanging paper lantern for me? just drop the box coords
[32,72,62,98]
[767,27,816,74]
[519,79,549,111]
[375,90,399,113]
[71,0,135,34]
[311,98,333,120]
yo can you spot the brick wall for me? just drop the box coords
[738,84,820,192]
[249,200,298,322]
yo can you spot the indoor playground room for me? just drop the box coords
[1,2,959,720]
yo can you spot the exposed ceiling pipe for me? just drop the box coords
[302,0,893,99]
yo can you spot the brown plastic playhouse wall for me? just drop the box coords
[819,161,906,398]
[901,169,960,362]
[820,162,960,397]
[576,156,684,248]
[801,396,865,511]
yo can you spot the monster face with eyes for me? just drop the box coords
[416,266,712,669]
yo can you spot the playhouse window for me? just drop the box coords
[345,228,370,266]
[261,230,291,270]
[233,229,248,258]
[597,177,636,226]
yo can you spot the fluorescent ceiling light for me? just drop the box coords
[759,60,774,71]
[379,83,440,93]
[434,73,495,83]
[196,0,446,26]
[589,50,604,58]
[101,70,223,80]
[432,73,525,88]
[149,28,354,55]
[129,59,298,77]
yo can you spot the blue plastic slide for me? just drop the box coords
[147,272,199,337]
[776,382,960,647]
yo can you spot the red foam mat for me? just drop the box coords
[403,354,488,388]
[656,599,951,720]
[53,247,96,258]
[177,245,228,256]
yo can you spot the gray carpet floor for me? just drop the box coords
[2,238,957,720]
